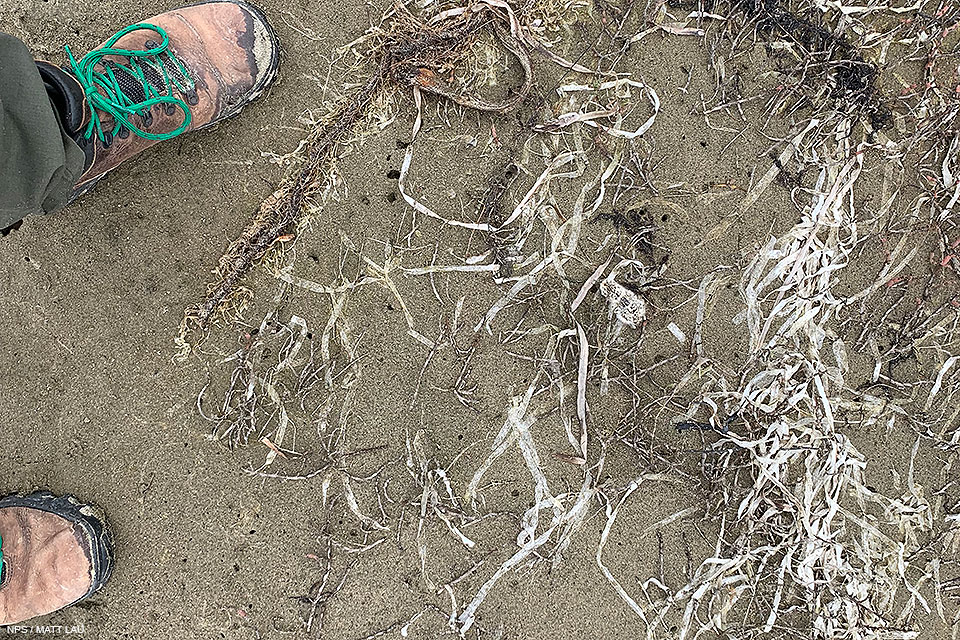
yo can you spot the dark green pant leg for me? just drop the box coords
[0,33,86,229]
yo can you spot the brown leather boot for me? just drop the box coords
[37,0,280,199]
[0,492,114,625]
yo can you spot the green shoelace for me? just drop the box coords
[65,23,194,143]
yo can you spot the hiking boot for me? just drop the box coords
[0,492,114,625]
[36,0,281,199]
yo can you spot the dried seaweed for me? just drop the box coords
[183,0,960,637]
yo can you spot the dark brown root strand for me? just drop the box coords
[738,0,892,129]
[179,5,535,349]
[480,160,522,278]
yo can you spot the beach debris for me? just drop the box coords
[183,0,960,637]
[600,266,647,329]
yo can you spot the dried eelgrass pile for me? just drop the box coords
[635,117,942,638]
[188,0,960,637]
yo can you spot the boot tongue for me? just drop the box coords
[104,60,167,105]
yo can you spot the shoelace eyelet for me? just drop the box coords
[118,126,130,140]
[163,103,177,116]
[102,132,114,148]
[141,110,154,127]
[185,90,199,106]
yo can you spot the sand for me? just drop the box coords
[1,0,958,638]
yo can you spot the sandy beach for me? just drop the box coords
[1,0,958,637]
